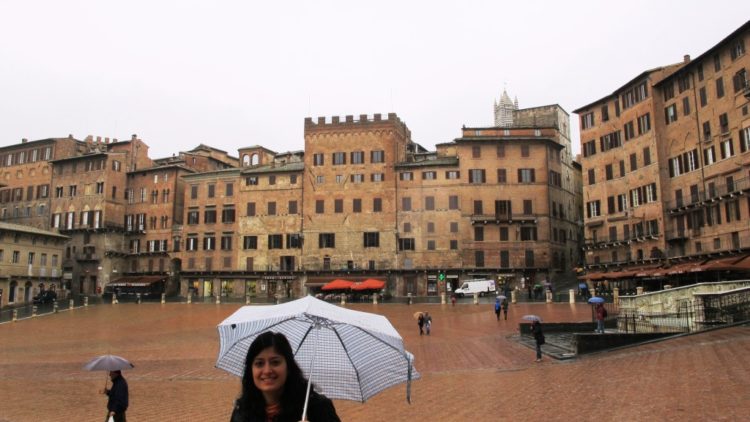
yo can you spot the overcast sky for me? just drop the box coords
[1,1,748,159]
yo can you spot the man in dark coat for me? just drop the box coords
[531,320,544,362]
[104,370,129,422]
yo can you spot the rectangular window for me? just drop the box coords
[699,87,707,107]
[288,200,298,214]
[207,184,215,198]
[334,199,343,213]
[581,112,595,130]
[719,113,729,134]
[315,200,324,214]
[499,227,509,241]
[203,235,215,251]
[352,198,361,213]
[520,227,537,241]
[191,185,198,199]
[373,198,382,212]
[398,238,415,251]
[399,172,413,181]
[601,105,609,122]
[518,169,535,183]
[268,175,276,185]
[469,169,486,184]
[624,121,635,140]
[730,39,746,60]
[605,164,613,180]
[472,146,481,158]
[716,77,725,98]
[243,236,258,249]
[246,202,256,216]
[521,145,530,157]
[496,145,505,157]
[740,127,750,153]
[497,169,507,183]
[221,235,233,250]
[422,171,436,180]
[473,200,483,215]
[370,150,384,163]
[225,183,233,196]
[363,232,380,248]
[222,206,235,223]
[630,153,638,172]
[682,97,691,116]
[643,147,651,166]
[246,176,259,186]
[704,146,716,165]
[450,222,459,233]
[474,226,484,241]
[267,202,276,216]
[351,174,364,183]
[425,196,435,211]
[332,152,346,165]
[720,139,734,159]
[448,195,459,210]
[402,197,412,211]
[351,151,364,164]
[523,199,533,215]
[370,173,384,182]
[204,208,216,224]
[446,170,460,179]
[268,234,283,249]
[313,153,324,166]
[525,250,534,267]
[664,105,677,126]
[319,233,335,248]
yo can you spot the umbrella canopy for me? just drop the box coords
[351,278,386,291]
[588,297,605,304]
[83,354,134,372]
[522,315,542,322]
[321,279,355,291]
[578,282,588,289]
[496,295,507,300]
[216,295,419,404]
[413,311,424,320]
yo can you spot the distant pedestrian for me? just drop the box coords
[531,320,545,362]
[494,298,502,321]
[502,299,509,320]
[451,293,456,306]
[418,313,425,336]
[424,312,432,335]
[527,284,533,300]
[503,284,511,300]
[102,370,129,422]
[595,303,607,334]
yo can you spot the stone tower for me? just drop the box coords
[493,89,518,127]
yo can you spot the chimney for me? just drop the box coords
[683,54,691,64]
[21,138,27,143]
[131,134,137,141]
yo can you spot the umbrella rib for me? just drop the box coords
[329,324,365,402]
[219,315,308,365]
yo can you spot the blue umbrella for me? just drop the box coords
[588,296,605,304]
[578,282,588,289]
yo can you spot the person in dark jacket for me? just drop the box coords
[103,370,129,422]
[531,320,544,362]
[231,331,340,422]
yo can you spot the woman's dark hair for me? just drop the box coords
[235,331,310,420]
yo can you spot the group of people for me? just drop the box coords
[417,312,432,335]
[494,297,509,321]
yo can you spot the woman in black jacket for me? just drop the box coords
[231,331,340,422]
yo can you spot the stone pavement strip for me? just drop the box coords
[1,302,749,421]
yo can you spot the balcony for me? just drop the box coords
[583,231,660,250]
[666,176,749,213]
[75,253,100,262]
[470,213,537,225]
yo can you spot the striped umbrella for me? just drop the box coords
[216,295,419,417]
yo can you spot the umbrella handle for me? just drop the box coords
[301,327,319,422]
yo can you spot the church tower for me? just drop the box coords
[493,89,518,127]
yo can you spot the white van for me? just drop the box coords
[453,279,496,297]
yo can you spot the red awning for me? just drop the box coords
[666,261,705,275]
[321,279,355,291]
[702,254,750,271]
[351,278,386,291]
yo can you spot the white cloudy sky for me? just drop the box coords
[1,1,748,159]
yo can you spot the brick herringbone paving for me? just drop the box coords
[1,302,749,421]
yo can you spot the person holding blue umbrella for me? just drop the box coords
[590,298,607,333]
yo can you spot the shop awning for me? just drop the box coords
[351,279,386,291]
[321,279,355,291]
[702,254,750,271]
[107,275,167,287]
[666,261,706,275]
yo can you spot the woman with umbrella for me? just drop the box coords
[231,331,340,422]
[523,316,545,362]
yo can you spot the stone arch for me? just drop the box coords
[242,154,250,166]
[9,280,17,302]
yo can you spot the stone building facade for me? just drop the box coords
[575,21,750,271]
[0,221,68,306]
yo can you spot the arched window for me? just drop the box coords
[242,154,250,166]
[251,154,260,165]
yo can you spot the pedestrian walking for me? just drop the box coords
[531,320,545,362]
[494,298,502,321]
[451,293,456,306]
[595,303,607,334]
[102,370,129,422]
[502,299,509,320]
[424,312,432,335]
[417,312,425,336]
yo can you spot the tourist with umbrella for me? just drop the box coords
[83,354,133,422]
[216,296,419,421]
[523,315,545,362]
[589,297,607,333]
[230,331,340,422]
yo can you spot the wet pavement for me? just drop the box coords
[1,300,749,421]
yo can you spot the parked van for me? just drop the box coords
[453,279,496,297]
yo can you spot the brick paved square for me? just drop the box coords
[1,302,748,421]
